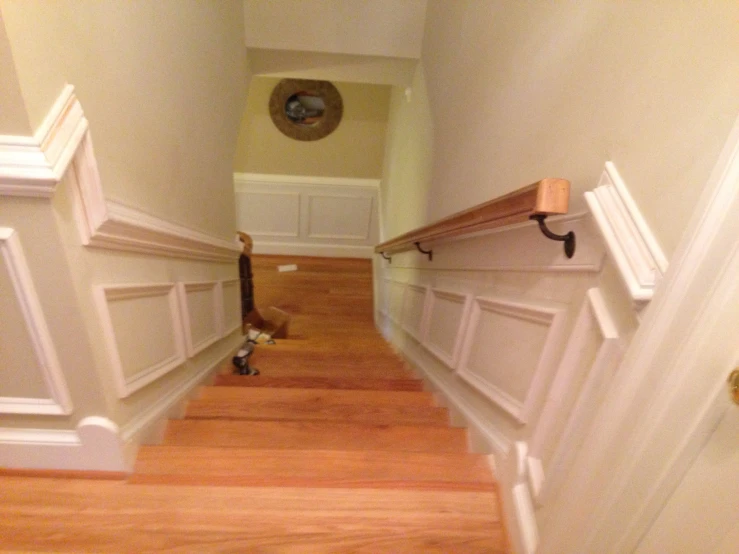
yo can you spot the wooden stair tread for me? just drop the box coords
[0,477,505,553]
[131,446,495,490]
[184,398,449,426]
[213,375,425,391]
[163,419,468,452]
[197,386,435,405]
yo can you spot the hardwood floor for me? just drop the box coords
[0,255,507,553]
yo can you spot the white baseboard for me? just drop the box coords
[252,241,374,259]
[0,416,126,472]
[0,333,242,472]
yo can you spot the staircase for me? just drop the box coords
[0,255,507,552]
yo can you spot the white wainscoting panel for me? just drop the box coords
[234,173,379,258]
[235,190,300,237]
[457,296,567,424]
[388,280,406,325]
[526,288,622,504]
[584,162,668,307]
[307,194,373,240]
[177,281,222,357]
[0,228,73,415]
[422,288,473,370]
[220,279,242,337]
[378,278,391,316]
[400,284,429,342]
[95,283,186,398]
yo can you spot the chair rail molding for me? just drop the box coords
[0,228,73,415]
[584,162,668,307]
[0,85,88,197]
[0,84,241,262]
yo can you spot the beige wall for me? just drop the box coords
[234,77,390,179]
[0,0,247,240]
[379,66,434,240]
[248,48,417,87]
[0,20,29,135]
[243,0,427,59]
[416,0,739,257]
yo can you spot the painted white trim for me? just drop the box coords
[0,417,125,471]
[457,295,567,425]
[234,172,380,189]
[422,288,473,370]
[0,228,73,415]
[393,337,512,455]
[0,84,88,197]
[306,193,374,240]
[94,283,187,399]
[527,288,623,504]
[510,442,540,554]
[0,85,240,261]
[542,117,739,553]
[176,281,222,357]
[400,283,429,342]
[585,162,668,306]
[120,334,242,449]
[251,241,374,259]
[69,134,241,262]
[219,279,242,337]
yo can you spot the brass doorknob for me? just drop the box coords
[728,369,739,405]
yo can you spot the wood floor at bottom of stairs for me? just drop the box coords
[0,477,507,553]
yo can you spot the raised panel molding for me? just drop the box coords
[526,288,622,505]
[422,288,473,369]
[307,194,373,240]
[95,283,186,399]
[457,296,567,425]
[0,85,88,197]
[233,172,379,258]
[0,228,73,415]
[584,162,668,307]
[400,283,429,341]
[177,281,222,357]
[0,85,241,262]
[235,190,301,237]
[220,279,242,337]
[387,280,406,325]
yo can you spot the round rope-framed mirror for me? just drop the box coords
[268,79,343,141]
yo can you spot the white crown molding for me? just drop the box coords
[94,283,187,399]
[0,228,73,415]
[0,85,89,197]
[584,162,668,306]
[234,172,381,189]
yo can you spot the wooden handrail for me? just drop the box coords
[375,178,571,256]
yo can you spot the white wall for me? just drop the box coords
[420,0,739,258]
[243,0,427,59]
